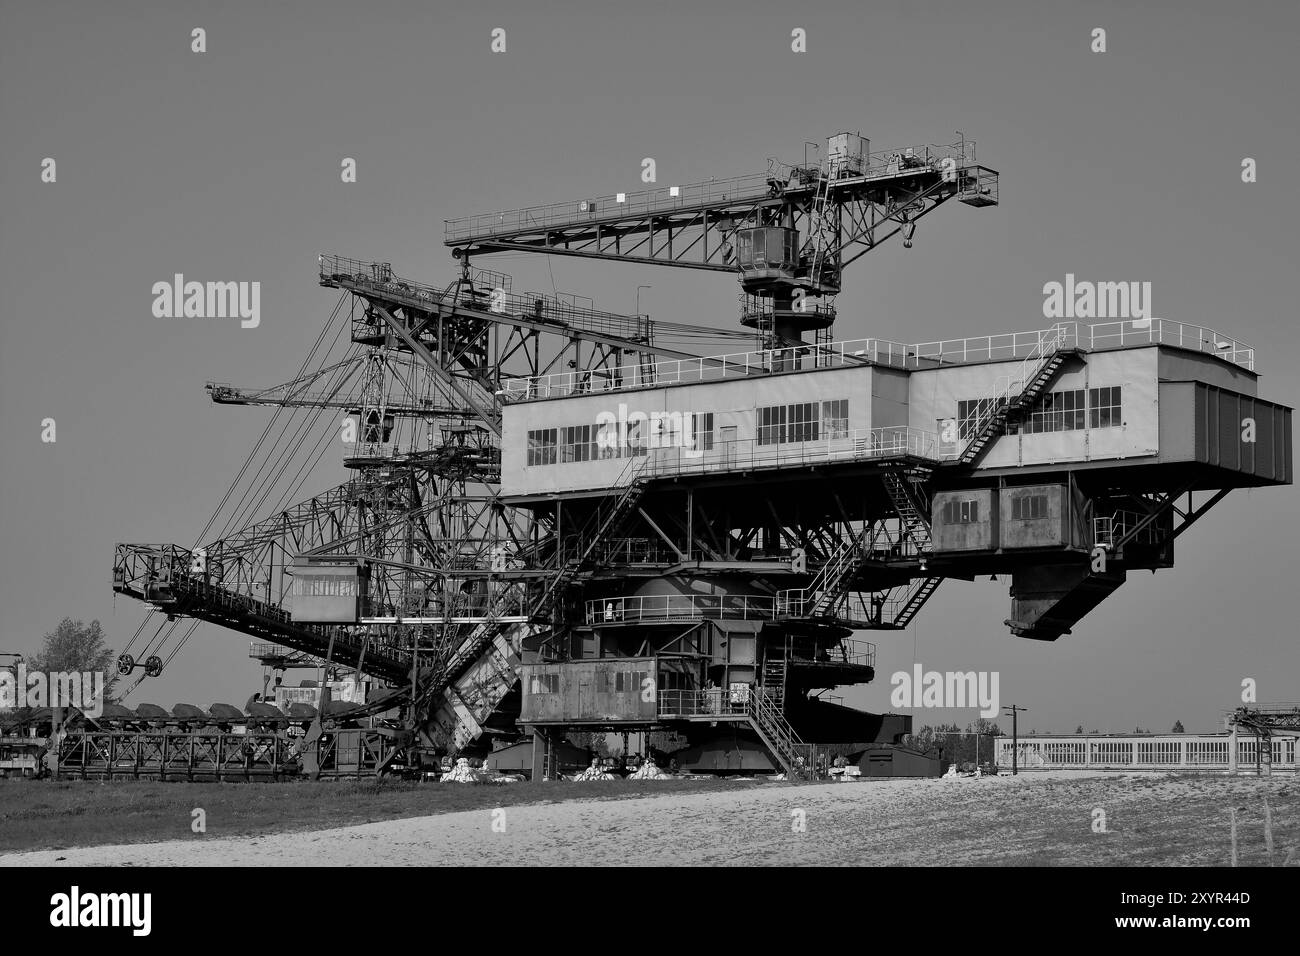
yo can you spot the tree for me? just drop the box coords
[1171,720,1185,734]
[566,730,609,758]
[26,618,118,704]
[1075,725,1084,734]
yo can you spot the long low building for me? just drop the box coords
[995,732,1299,774]
[499,318,1288,498]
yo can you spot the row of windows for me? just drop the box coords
[957,386,1123,440]
[942,499,980,524]
[756,399,849,446]
[941,494,1049,524]
[291,574,361,597]
[528,415,716,467]
[527,670,649,695]
[1011,494,1048,520]
[1016,389,1086,434]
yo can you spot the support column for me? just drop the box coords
[1228,726,1238,774]
[530,729,550,783]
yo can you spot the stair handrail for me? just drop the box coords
[961,322,1073,455]
[775,524,871,616]
[531,453,652,619]
[748,686,811,777]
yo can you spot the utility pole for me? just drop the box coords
[1002,704,1027,775]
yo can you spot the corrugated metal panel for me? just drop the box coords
[1194,384,1292,483]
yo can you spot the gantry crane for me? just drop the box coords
[444,132,998,348]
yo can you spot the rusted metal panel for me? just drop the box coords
[999,483,1069,549]
[932,488,997,552]
[520,658,657,723]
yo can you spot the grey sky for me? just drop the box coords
[2,0,1296,733]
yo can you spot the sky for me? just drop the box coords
[1,0,1297,735]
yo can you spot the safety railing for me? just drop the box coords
[1093,510,1166,550]
[319,254,648,341]
[783,638,876,669]
[638,426,940,480]
[445,140,981,244]
[950,323,1073,460]
[498,318,1255,402]
[585,593,777,625]
[361,583,531,623]
[248,642,316,661]
[656,688,750,719]
[1086,319,1254,371]
[561,536,702,567]
[446,174,775,242]
[775,526,870,618]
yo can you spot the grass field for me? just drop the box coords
[0,776,759,854]
[3,772,1297,865]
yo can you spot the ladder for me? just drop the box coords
[807,169,836,290]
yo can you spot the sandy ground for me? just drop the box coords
[3,771,1295,866]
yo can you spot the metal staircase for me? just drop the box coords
[881,467,933,554]
[776,525,872,617]
[531,456,651,622]
[957,323,1079,466]
[747,687,813,779]
[894,576,943,628]
[762,649,788,711]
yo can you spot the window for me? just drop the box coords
[692,412,714,451]
[529,672,559,695]
[527,428,557,466]
[757,404,787,446]
[757,400,844,445]
[941,499,980,524]
[789,402,818,442]
[957,398,1003,441]
[1011,495,1048,520]
[822,400,849,439]
[293,574,359,597]
[1020,389,1086,434]
[626,419,647,456]
[1089,386,1122,429]
[596,420,620,460]
[560,424,594,463]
